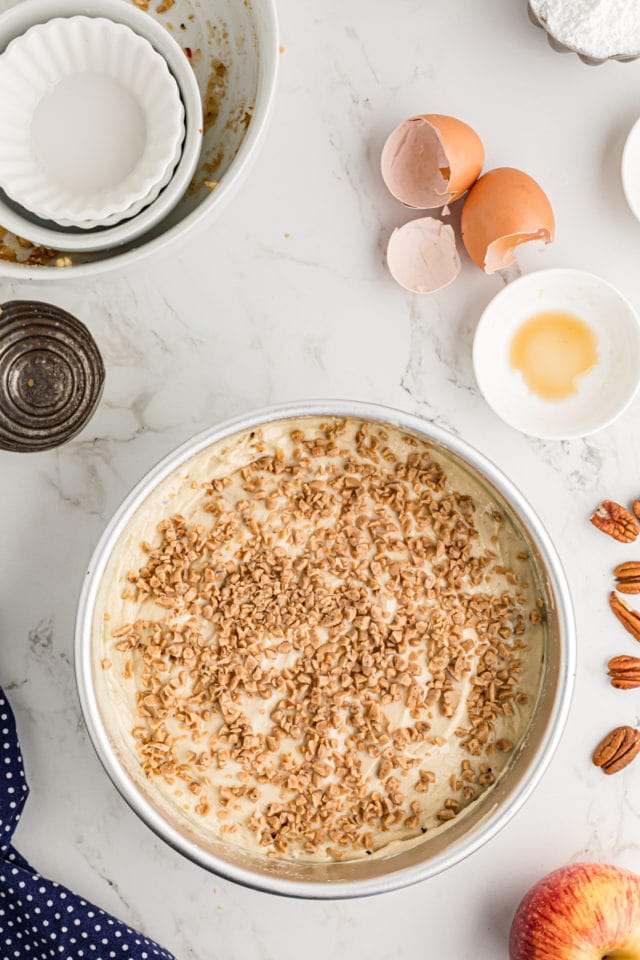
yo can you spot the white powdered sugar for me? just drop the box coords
[530,0,640,59]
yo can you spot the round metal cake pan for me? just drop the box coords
[75,400,576,899]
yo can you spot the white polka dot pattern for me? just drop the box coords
[0,693,175,960]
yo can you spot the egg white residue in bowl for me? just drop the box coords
[92,417,544,864]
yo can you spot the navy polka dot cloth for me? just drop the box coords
[0,689,175,960]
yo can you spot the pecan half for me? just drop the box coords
[608,655,640,689]
[593,725,640,774]
[617,582,640,595]
[610,591,640,642]
[614,562,640,578]
[591,501,640,543]
[634,500,640,521]
[614,561,640,594]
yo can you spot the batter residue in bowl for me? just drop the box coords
[93,417,544,862]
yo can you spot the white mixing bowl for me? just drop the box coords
[0,0,278,277]
[0,0,204,253]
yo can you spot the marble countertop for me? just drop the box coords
[2,0,640,955]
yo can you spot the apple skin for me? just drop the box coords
[510,863,640,960]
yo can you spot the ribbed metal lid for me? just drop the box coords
[0,300,105,452]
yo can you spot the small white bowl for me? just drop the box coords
[0,0,277,276]
[473,268,640,440]
[0,134,187,253]
[622,117,640,223]
[0,16,185,225]
[0,3,203,253]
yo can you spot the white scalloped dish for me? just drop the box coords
[0,15,185,225]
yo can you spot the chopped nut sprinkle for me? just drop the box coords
[102,419,542,862]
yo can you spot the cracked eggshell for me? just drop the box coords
[461,167,555,274]
[387,217,461,294]
[381,114,484,209]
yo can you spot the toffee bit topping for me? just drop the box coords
[105,419,539,861]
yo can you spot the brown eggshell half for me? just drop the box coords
[387,217,461,293]
[461,167,555,274]
[381,114,484,209]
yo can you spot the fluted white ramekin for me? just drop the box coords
[0,15,185,225]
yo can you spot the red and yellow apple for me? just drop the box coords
[510,863,640,960]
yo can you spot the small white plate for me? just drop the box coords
[473,268,640,440]
[0,15,185,225]
[623,117,640,221]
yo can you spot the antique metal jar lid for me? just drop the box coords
[0,300,105,452]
